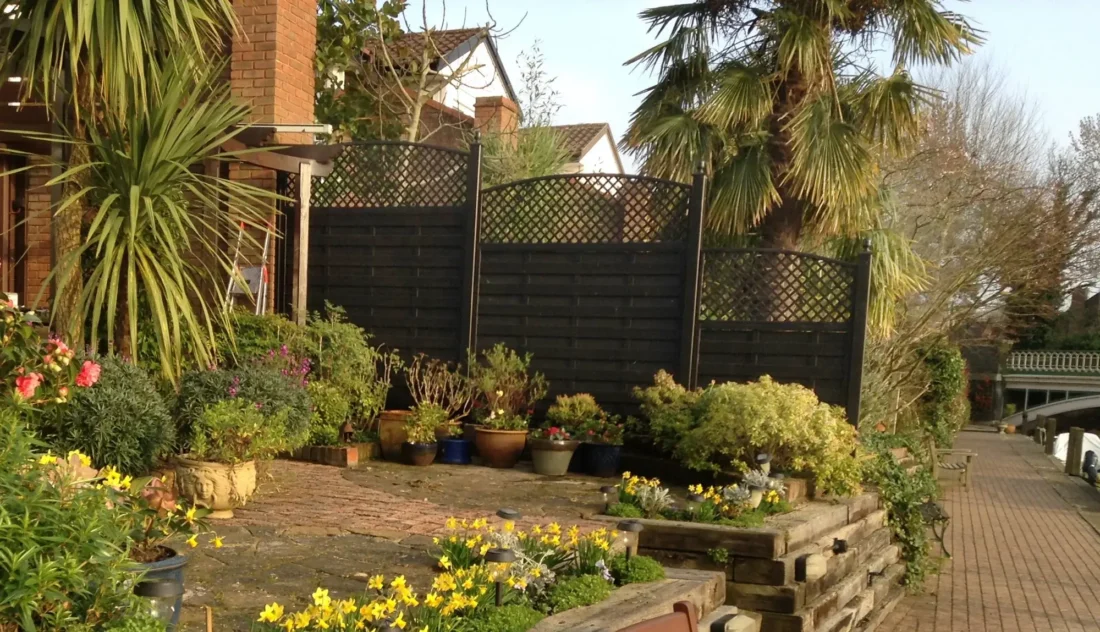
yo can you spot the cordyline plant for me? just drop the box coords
[7,58,279,383]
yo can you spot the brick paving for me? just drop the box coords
[882,430,1100,632]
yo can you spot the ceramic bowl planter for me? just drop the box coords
[403,441,438,466]
[531,438,580,476]
[582,443,621,478]
[174,456,257,520]
[378,410,412,461]
[130,546,187,629]
[475,427,527,468]
[440,437,473,464]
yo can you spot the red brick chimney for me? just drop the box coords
[230,0,316,145]
[475,96,519,147]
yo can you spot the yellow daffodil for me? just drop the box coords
[426,592,443,608]
[316,619,329,630]
[313,588,331,608]
[465,538,477,549]
[213,536,224,549]
[37,452,56,466]
[258,602,285,623]
[473,517,487,529]
[283,618,296,632]
[548,522,561,535]
[391,575,407,590]
[503,520,515,533]
[462,578,473,590]
[385,598,397,614]
[446,516,458,530]
[432,537,440,545]
[186,534,198,548]
[449,535,458,543]
[479,543,491,556]
[185,506,197,524]
[341,599,357,615]
[531,567,542,578]
[532,524,542,535]
[438,555,452,569]
[355,622,365,630]
[368,575,384,591]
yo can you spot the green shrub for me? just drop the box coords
[546,393,604,433]
[176,364,311,451]
[546,574,613,612]
[632,370,701,454]
[469,343,548,421]
[41,357,175,475]
[307,381,351,446]
[190,399,290,463]
[919,342,968,447]
[0,411,140,630]
[605,502,644,518]
[467,605,545,632]
[609,554,665,585]
[220,311,309,367]
[306,303,402,427]
[862,445,938,588]
[675,376,862,495]
[407,402,448,443]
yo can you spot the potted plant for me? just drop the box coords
[468,344,548,468]
[405,353,477,459]
[439,423,472,465]
[547,393,606,472]
[403,403,445,466]
[529,426,580,476]
[582,415,625,477]
[476,410,531,468]
[176,399,288,519]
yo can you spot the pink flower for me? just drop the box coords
[15,372,42,399]
[75,361,101,388]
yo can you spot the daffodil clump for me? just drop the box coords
[253,570,498,632]
[606,470,793,527]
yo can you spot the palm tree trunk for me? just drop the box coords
[51,124,86,347]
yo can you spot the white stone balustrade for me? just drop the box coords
[1006,350,1100,373]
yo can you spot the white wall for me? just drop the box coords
[432,41,509,116]
[579,131,623,174]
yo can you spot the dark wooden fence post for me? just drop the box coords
[679,164,707,389]
[846,239,873,425]
[458,134,483,361]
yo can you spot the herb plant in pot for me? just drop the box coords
[529,426,579,476]
[582,415,625,477]
[403,403,444,466]
[177,399,289,519]
[547,393,607,473]
[468,344,548,469]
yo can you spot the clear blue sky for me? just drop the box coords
[409,0,1100,172]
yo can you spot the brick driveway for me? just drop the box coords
[882,430,1100,632]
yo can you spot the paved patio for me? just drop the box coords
[882,429,1100,632]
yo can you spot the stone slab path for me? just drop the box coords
[882,430,1100,632]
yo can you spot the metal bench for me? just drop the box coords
[920,499,951,557]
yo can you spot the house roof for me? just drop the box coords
[526,123,625,173]
[394,28,520,106]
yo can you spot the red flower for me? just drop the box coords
[75,361,102,388]
[15,372,43,400]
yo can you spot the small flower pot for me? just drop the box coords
[582,443,621,478]
[402,441,438,467]
[174,456,257,519]
[531,438,580,476]
[130,546,186,630]
[475,427,527,468]
[440,438,472,465]
[378,410,412,461]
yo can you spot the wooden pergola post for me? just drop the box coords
[293,161,312,325]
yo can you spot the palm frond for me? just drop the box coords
[784,95,876,221]
[1,0,239,114]
[772,9,832,85]
[708,138,780,235]
[694,62,774,132]
[889,3,982,66]
[628,2,725,73]
[843,69,939,154]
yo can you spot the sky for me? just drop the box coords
[407,0,1100,173]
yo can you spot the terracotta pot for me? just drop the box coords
[530,438,579,476]
[475,427,527,468]
[378,410,411,461]
[1005,424,1017,435]
[403,442,438,466]
[174,456,257,519]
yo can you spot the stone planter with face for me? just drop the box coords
[175,456,257,519]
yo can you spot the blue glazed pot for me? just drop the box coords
[569,442,589,473]
[583,443,622,478]
[133,546,187,629]
[440,438,472,465]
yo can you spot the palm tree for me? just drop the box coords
[0,0,240,342]
[18,58,278,382]
[623,1,981,249]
